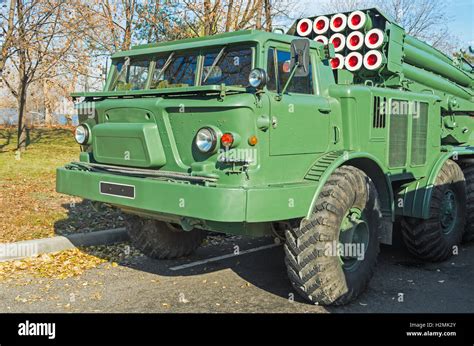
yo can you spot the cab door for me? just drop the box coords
[265,45,330,156]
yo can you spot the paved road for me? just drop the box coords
[0,234,473,313]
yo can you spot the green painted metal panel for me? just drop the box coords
[56,167,246,222]
[411,102,428,166]
[92,123,166,168]
[56,167,318,225]
[388,100,409,168]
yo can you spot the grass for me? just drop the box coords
[0,126,124,243]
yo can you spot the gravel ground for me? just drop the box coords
[0,233,473,313]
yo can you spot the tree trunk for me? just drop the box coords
[225,0,234,32]
[122,0,135,50]
[43,79,53,125]
[17,79,28,151]
[264,0,272,32]
[0,0,16,83]
[256,0,263,30]
[203,0,212,35]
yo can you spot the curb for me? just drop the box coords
[0,227,129,262]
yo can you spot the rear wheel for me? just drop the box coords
[284,166,382,305]
[401,159,466,262]
[125,216,206,259]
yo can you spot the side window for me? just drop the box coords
[267,48,277,91]
[266,48,313,94]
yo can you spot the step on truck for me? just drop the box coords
[57,8,474,305]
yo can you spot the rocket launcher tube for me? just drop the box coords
[404,43,473,88]
[348,11,372,31]
[405,35,473,75]
[402,63,473,101]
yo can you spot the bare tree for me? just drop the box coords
[0,0,16,86]
[179,0,292,36]
[2,0,95,150]
[319,0,458,54]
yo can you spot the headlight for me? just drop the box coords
[74,124,90,145]
[195,127,217,153]
[248,68,268,88]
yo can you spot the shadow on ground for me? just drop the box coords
[53,205,453,308]
[54,200,125,236]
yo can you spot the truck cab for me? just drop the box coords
[59,30,342,233]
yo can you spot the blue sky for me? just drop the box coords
[445,0,474,47]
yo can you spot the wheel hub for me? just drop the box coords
[440,189,457,234]
[339,208,370,271]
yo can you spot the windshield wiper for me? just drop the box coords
[154,51,175,82]
[203,46,226,83]
[113,56,130,85]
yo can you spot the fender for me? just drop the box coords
[398,147,474,219]
[304,151,394,244]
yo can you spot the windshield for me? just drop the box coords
[114,59,150,91]
[201,46,252,87]
[110,45,253,91]
[151,53,199,89]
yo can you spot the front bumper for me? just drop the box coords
[56,167,316,223]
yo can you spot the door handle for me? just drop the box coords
[333,126,340,144]
[318,106,331,114]
[272,116,278,129]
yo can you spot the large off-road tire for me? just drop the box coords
[462,164,474,242]
[284,166,382,306]
[125,216,206,259]
[401,159,466,262]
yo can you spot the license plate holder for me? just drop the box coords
[99,181,135,199]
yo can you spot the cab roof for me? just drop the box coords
[111,29,322,59]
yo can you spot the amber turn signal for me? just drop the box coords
[248,135,258,146]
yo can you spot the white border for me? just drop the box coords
[330,13,347,32]
[363,50,384,70]
[314,35,328,45]
[329,33,346,52]
[347,31,364,51]
[331,54,345,69]
[296,18,313,36]
[365,28,385,49]
[313,16,329,34]
[348,10,367,30]
[345,52,363,71]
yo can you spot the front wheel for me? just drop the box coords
[284,166,382,305]
[126,216,206,259]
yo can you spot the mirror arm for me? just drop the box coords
[276,62,299,101]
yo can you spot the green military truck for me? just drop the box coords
[57,8,474,305]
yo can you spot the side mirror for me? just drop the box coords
[277,38,311,99]
[290,38,310,77]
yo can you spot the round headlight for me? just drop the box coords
[249,68,267,88]
[196,127,217,153]
[74,124,89,145]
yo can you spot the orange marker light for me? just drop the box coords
[248,136,258,146]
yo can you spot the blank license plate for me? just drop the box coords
[99,182,135,199]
